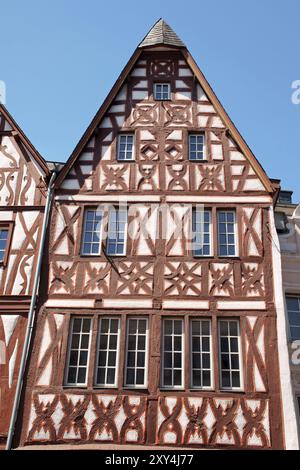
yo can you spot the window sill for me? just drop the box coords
[123,385,148,390]
[160,387,185,392]
[80,253,101,257]
[106,253,127,257]
[63,385,88,389]
[189,387,215,392]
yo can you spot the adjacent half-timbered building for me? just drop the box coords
[0,104,50,446]
[16,19,297,449]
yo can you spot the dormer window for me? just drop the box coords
[154,83,171,101]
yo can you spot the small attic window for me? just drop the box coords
[154,83,170,101]
[278,191,293,205]
[275,211,289,234]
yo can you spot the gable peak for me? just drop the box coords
[138,18,185,48]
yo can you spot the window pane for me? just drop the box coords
[290,327,300,341]
[164,369,172,386]
[67,368,77,384]
[107,368,115,384]
[126,368,134,385]
[65,317,92,386]
[286,297,300,311]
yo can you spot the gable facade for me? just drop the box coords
[12,21,297,449]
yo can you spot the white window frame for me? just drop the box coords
[188,133,206,161]
[64,316,93,387]
[192,208,212,257]
[154,83,171,101]
[124,317,149,389]
[106,206,128,256]
[218,319,243,391]
[217,210,238,257]
[117,134,135,161]
[286,295,300,341]
[94,317,121,388]
[81,208,103,256]
[190,318,213,390]
[161,318,184,390]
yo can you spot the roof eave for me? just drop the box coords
[0,103,50,177]
[54,47,143,188]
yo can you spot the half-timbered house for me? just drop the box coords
[0,104,50,446]
[14,19,298,449]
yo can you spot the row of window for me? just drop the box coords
[81,207,237,257]
[65,316,242,391]
[117,133,205,161]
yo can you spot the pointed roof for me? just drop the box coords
[139,19,185,48]
[55,23,275,195]
[0,103,50,177]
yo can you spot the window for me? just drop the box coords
[65,317,92,386]
[189,134,205,161]
[217,210,237,256]
[154,83,170,100]
[81,209,103,255]
[162,319,184,389]
[286,297,300,340]
[95,317,120,387]
[117,134,134,161]
[192,209,212,256]
[125,318,149,388]
[278,190,293,204]
[275,211,289,234]
[0,227,9,263]
[106,207,127,256]
[219,320,242,390]
[190,319,212,389]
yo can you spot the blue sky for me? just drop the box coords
[1,0,300,201]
